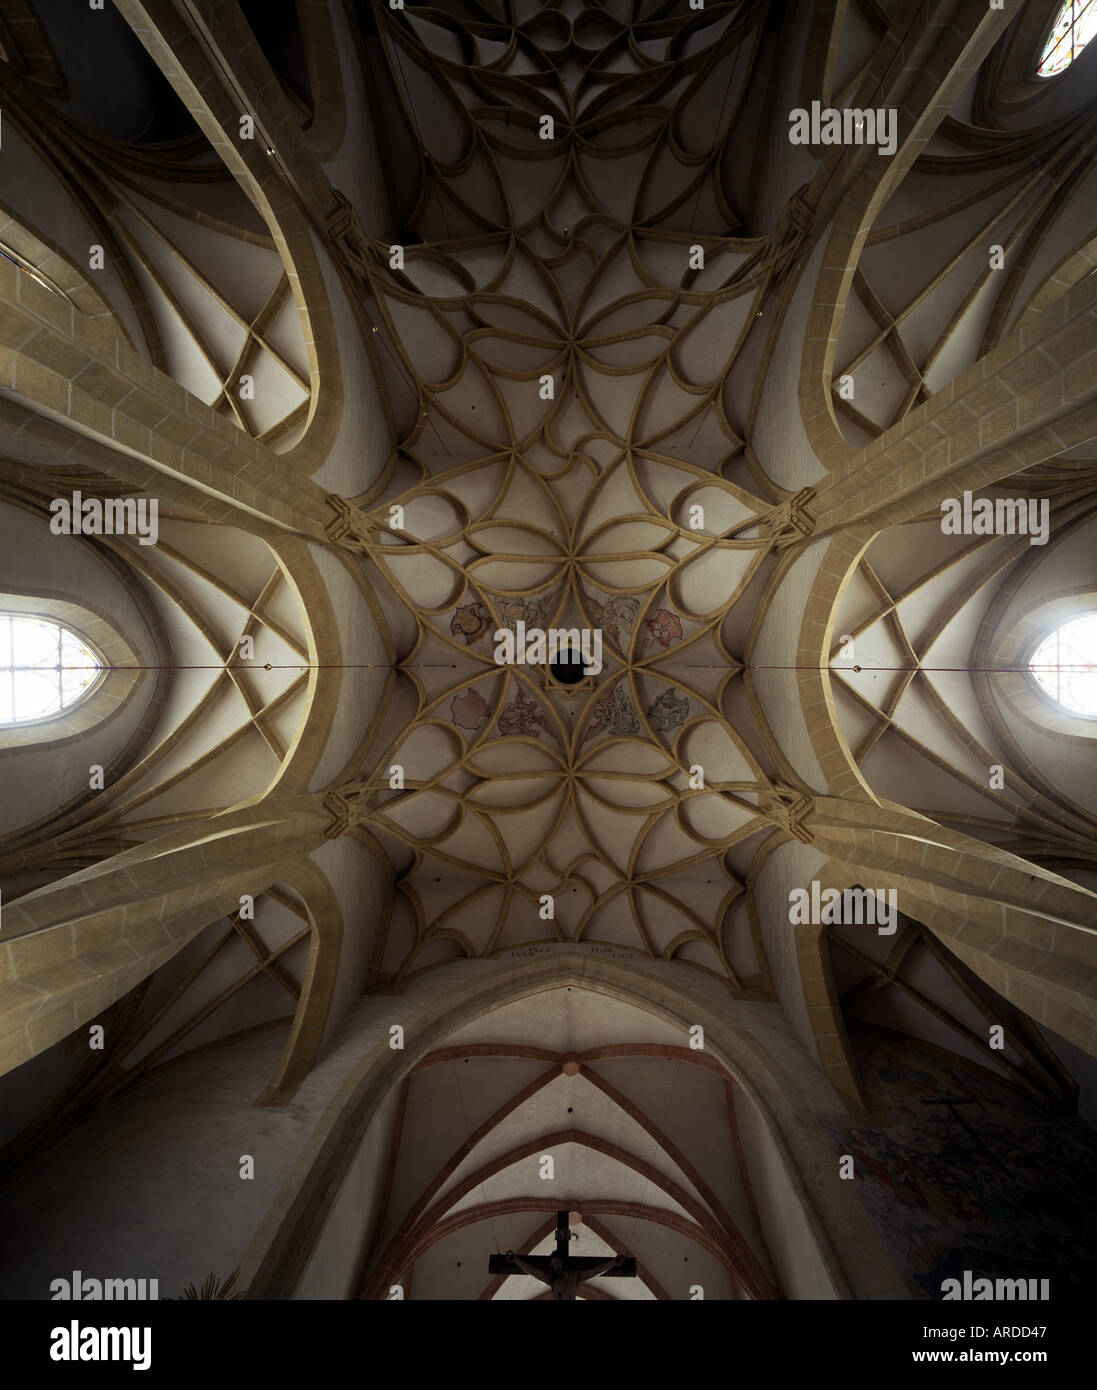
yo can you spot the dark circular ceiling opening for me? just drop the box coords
[550,648,586,685]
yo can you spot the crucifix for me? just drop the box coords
[489,1212,637,1300]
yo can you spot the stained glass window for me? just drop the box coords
[0,615,104,725]
[1029,614,1097,715]
[1037,0,1097,75]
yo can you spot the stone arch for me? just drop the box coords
[254,855,344,1107]
[239,951,908,1300]
[116,0,345,474]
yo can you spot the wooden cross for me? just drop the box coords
[489,1212,637,1300]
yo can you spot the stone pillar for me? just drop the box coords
[810,796,1097,1059]
[0,796,338,1078]
[811,274,1097,534]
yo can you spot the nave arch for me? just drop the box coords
[240,951,910,1300]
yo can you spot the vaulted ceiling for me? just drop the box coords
[359,988,786,1301]
[329,0,1097,993]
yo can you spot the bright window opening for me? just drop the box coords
[1037,0,1097,75]
[1029,613,1097,715]
[0,615,104,725]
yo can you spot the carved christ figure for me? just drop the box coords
[505,1250,626,1301]
[489,1212,637,1298]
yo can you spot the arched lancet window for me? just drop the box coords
[1028,613,1097,715]
[0,614,105,726]
[1037,0,1097,75]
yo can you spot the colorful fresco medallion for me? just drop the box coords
[451,687,489,730]
[647,686,689,731]
[581,680,641,745]
[499,686,553,738]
